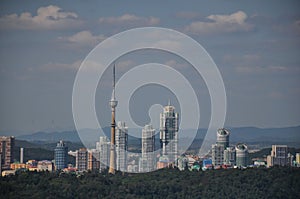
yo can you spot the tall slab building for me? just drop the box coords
[140,124,156,172]
[96,136,110,171]
[0,136,15,170]
[115,121,128,172]
[160,102,179,163]
[76,148,88,172]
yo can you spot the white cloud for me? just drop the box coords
[99,14,159,26]
[184,11,253,35]
[60,31,106,46]
[0,5,82,30]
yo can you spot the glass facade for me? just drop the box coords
[54,140,68,170]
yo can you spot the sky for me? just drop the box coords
[0,0,299,135]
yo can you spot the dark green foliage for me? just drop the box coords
[0,167,299,199]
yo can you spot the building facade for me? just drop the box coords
[54,140,68,170]
[76,148,88,172]
[96,136,110,171]
[216,128,230,149]
[88,149,100,171]
[160,103,179,163]
[140,124,156,172]
[267,145,291,167]
[0,136,15,170]
[212,144,224,167]
[235,143,248,167]
[296,153,300,167]
[224,146,236,166]
[115,121,128,172]
[37,160,54,172]
[176,155,189,171]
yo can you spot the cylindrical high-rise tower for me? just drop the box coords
[109,64,118,174]
[54,140,68,170]
[216,128,230,149]
[235,143,248,167]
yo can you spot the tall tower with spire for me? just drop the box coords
[159,101,179,163]
[109,64,118,174]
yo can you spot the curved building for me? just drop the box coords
[54,140,68,170]
[235,143,248,167]
[216,128,230,149]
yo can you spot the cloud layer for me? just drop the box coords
[60,31,106,46]
[99,14,160,26]
[184,11,253,34]
[0,5,82,30]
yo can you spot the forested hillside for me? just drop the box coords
[1,167,299,198]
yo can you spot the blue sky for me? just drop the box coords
[0,0,299,134]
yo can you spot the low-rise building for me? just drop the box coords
[10,163,26,170]
[37,160,54,172]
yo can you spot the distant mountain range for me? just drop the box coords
[15,126,300,146]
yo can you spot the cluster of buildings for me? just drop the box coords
[66,102,179,173]
[0,136,58,176]
[266,145,295,167]
[200,129,299,171]
[196,128,250,170]
[1,67,300,175]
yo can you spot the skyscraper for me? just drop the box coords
[0,136,15,170]
[140,124,156,172]
[54,140,68,170]
[235,143,248,167]
[211,144,224,167]
[115,121,128,172]
[109,64,118,174]
[212,128,235,166]
[160,103,179,163]
[216,128,230,149]
[76,148,88,172]
[96,136,110,171]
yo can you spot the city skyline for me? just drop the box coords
[0,1,299,197]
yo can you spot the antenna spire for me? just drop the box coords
[112,63,116,99]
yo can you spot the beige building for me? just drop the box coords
[88,149,100,171]
[0,136,15,170]
[76,148,88,172]
[37,160,54,172]
[267,145,292,167]
[10,163,26,170]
